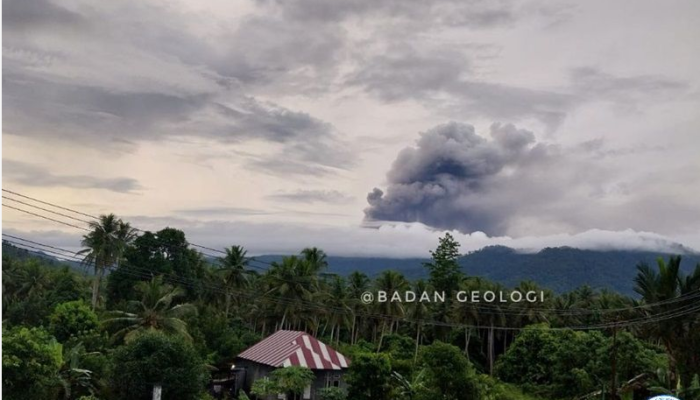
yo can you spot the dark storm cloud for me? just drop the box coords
[267,190,354,204]
[257,0,518,29]
[2,75,204,143]
[3,160,142,193]
[2,0,85,30]
[2,0,354,174]
[347,44,575,131]
[349,50,688,132]
[364,122,547,235]
[213,16,345,91]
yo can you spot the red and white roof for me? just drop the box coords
[237,330,350,370]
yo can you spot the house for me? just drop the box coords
[232,330,351,399]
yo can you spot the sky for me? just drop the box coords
[2,0,700,257]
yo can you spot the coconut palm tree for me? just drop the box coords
[301,247,328,274]
[12,259,52,300]
[409,279,430,361]
[103,276,197,343]
[634,256,700,389]
[451,277,483,358]
[264,256,318,330]
[79,214,136,309]
[347,271,370,344]
[217,245,252,317]
[374,270,409,349]
[324,276,352,344]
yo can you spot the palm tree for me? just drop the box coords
[12,259,52,300]
[374,270,409,350]
[409,280,430,361]
[217,245,252,317]
[264,256,318,330]
[323,276,352,344]
[634,256,700,389]
[451,277,483,358]
[103,276,197,342]
[347,271,370,344]
[301,247,328,274]
[79,214,136,309]
[114,220,138,267]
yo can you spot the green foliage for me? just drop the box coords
[250,367,315,399]
[379,334,415,377]
[49,300,100,342]
[417,341,478,400]
[496,326,667,398]
[251,377,277,398]
[346,352,392,400]
[103,275,197,343]
[237,391,251,400]
[475,375,542,400]
[187,306,261,368]
[4,230,698,400]
[56,343,101,399]
[424,232,462,295]
[3,258,88,326]
[110,331,208,400]
[317,386,347,400]
[106,228,206,305]
[2,326,63,400]
[634,256,700,389]
[270,366,315,395]
[80,214,136,309]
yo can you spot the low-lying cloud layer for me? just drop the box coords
[5,221,693,259]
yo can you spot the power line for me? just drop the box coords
[3,196,93,224]
[4,234,699,332]
[2,233,81,257]
[2,189,98,219]
[3,192,700,318]
[2,203,90,231]
[4,189,700,318]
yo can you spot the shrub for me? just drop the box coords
[2,326,63,400]
[110,331,208,400]
[49,300,99,342]
[317,386,347,400]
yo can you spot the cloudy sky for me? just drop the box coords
[3,0,700,257]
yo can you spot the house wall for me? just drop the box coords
[233,358,347,400]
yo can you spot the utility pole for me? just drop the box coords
[610,326,618,400]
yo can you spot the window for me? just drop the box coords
[325,372,341,388]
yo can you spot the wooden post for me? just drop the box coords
[610,326,618,400]
[153,384,162,400]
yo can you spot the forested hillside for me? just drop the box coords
[3,215,700,400]
[258,246,700,295]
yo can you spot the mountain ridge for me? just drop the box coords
[257,245,700,295]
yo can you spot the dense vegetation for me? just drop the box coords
[2,214,700,400]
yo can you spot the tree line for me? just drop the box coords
[2,213,700,400]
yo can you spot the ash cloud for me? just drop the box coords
[364,122,550,235]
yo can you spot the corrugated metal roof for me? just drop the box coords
[237,330,350,370]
